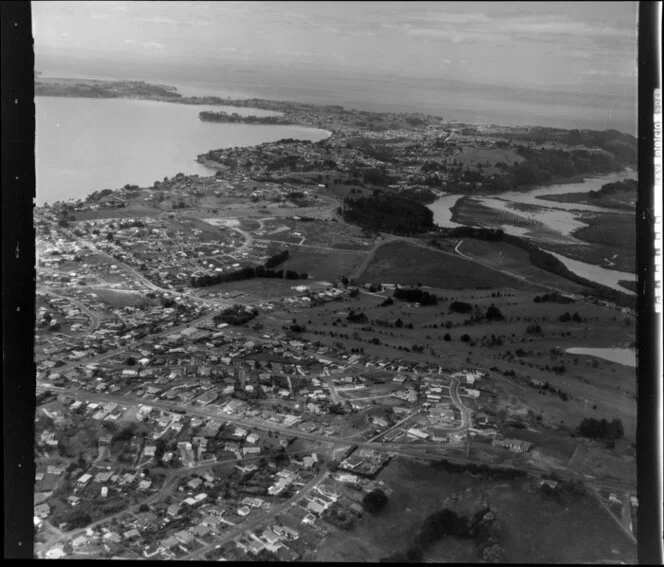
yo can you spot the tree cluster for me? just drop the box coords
[534,292,575,304]
[578,417,624,440]
[213,305,258,326]
[394,286,439,305]
[190,251,308,287]
[558,311,584,323]
[199,110,292,125]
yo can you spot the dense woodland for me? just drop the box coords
[198,110,293,125]
[340,194,435,236]
[589,178,637,198]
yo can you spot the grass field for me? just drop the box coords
[571,212,635,273]
[86,288,155,308]
[358,241,538,291]
[259,281,636,444]
[453,238,590,294]
[280,248,366,282]
[539,189,636,212]
[315,457,635,563]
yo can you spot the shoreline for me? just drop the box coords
[35,95,332,207]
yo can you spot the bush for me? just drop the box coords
[362,488,389,514]
[450,301,473,314]
[485,304,505,321]
[394,287,439,305]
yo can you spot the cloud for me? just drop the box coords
[395,10,633,49]
[123,39,165,50]
[143,41,165,50]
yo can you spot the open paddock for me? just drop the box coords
[451,238,590,294]
[279,248,366,282]
[357,241,539,291]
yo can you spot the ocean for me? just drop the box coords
[37,62,637,136]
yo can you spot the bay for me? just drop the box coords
[35,96,330,205]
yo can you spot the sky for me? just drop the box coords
[32,1,638,93]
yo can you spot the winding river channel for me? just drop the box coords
[427,169,636,295]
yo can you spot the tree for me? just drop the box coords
[362,488,389,514]
[485,304,504,321]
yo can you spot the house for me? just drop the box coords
[143,543,162,558]
[67,495,82,507]
[174,530,195,546]
[491,437,532,453]
[247,539,265,555]
[350,502,364,515]
[123,528,140,540]
[262,528,281,546]
[34,503,50,519]
[372,417,388,429]
[306,499,326,515]
[193,524,212,538]
[167,503,181,517]
[72,535,88,548]
[406,428,429,440]
[273,524,299,540]
[242,497,263,509]
[103,531,122,544]
[237,506,251,517]
[160,535,180,550]
[143,445,157,458]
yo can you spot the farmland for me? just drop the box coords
[357,241,538,291]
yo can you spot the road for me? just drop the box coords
[39,381,635,494]
[38,216,233,310]
[588,487,637,545]
[34,452,306,555]
[184,470,329,560]
[37,382,634,497]
[367,409,419,442]
[450,238,574,294]
[41,287,101,337]
[38,308,222,375]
